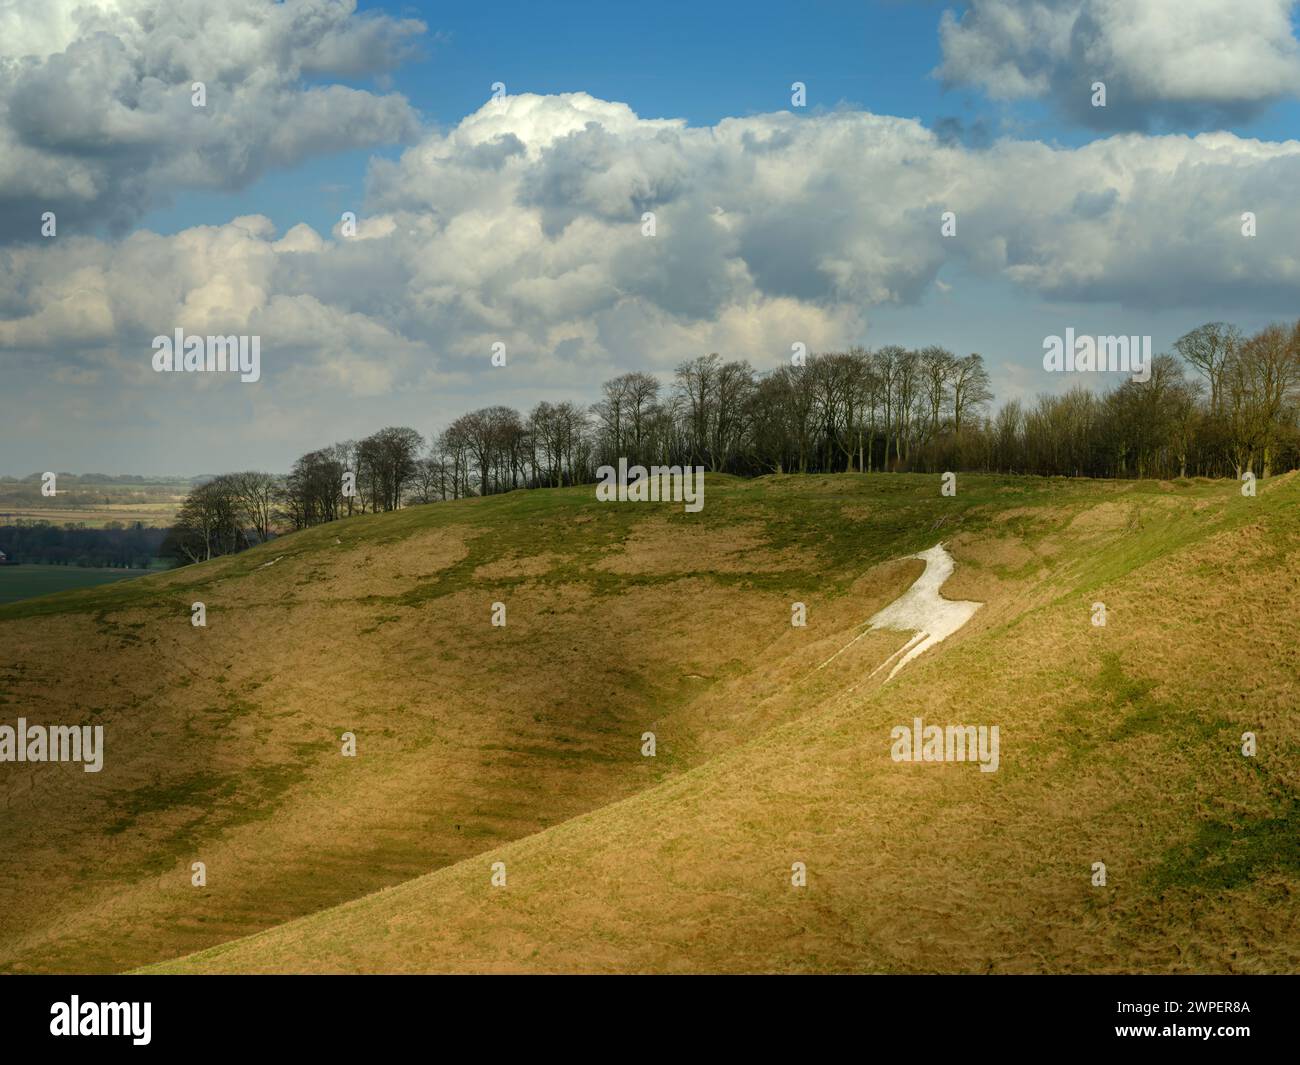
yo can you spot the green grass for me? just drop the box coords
[0,563,161,605]
[1154,800,1300,890]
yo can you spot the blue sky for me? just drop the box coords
[141,0,1300,240]
[144,1,966,237]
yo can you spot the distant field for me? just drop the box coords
[0,479,189,528]
[0,503,182,527]
[0,564,162,605]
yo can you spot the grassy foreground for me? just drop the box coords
[0,472,1295,973]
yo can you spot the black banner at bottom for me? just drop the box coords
[1,974,1292,1053]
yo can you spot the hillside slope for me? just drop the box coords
[0,472,994,972]
[153,473,1300,974]
[2,473,1295,973]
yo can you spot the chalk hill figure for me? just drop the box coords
[819,543,982,681]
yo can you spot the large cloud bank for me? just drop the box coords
[0,0,422,242]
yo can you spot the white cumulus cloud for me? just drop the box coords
[936,0,1300,129]
[0,0,424,241]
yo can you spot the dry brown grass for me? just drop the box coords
[153,482,1299,974]
[2,472,1295,975]
[593,519,804,575]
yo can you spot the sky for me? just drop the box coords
[2,0,1299,475]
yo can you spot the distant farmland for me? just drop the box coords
[0,502,182,527]
[0,563,164,606]
[0,477,190,528]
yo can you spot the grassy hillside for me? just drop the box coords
[1,473,1295,973]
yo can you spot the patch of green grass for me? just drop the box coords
[1051,652,1236,764]
[1152,801,1300,890]
[104,773,236,836]
[0,564,155,606]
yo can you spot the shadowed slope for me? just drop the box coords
[2,472,1031,973]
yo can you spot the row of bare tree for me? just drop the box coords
[421,346,995,495]
[167,320,1300,560]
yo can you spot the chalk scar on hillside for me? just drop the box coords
[818,543,982,682]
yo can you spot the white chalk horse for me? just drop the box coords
[818,543,982,682]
